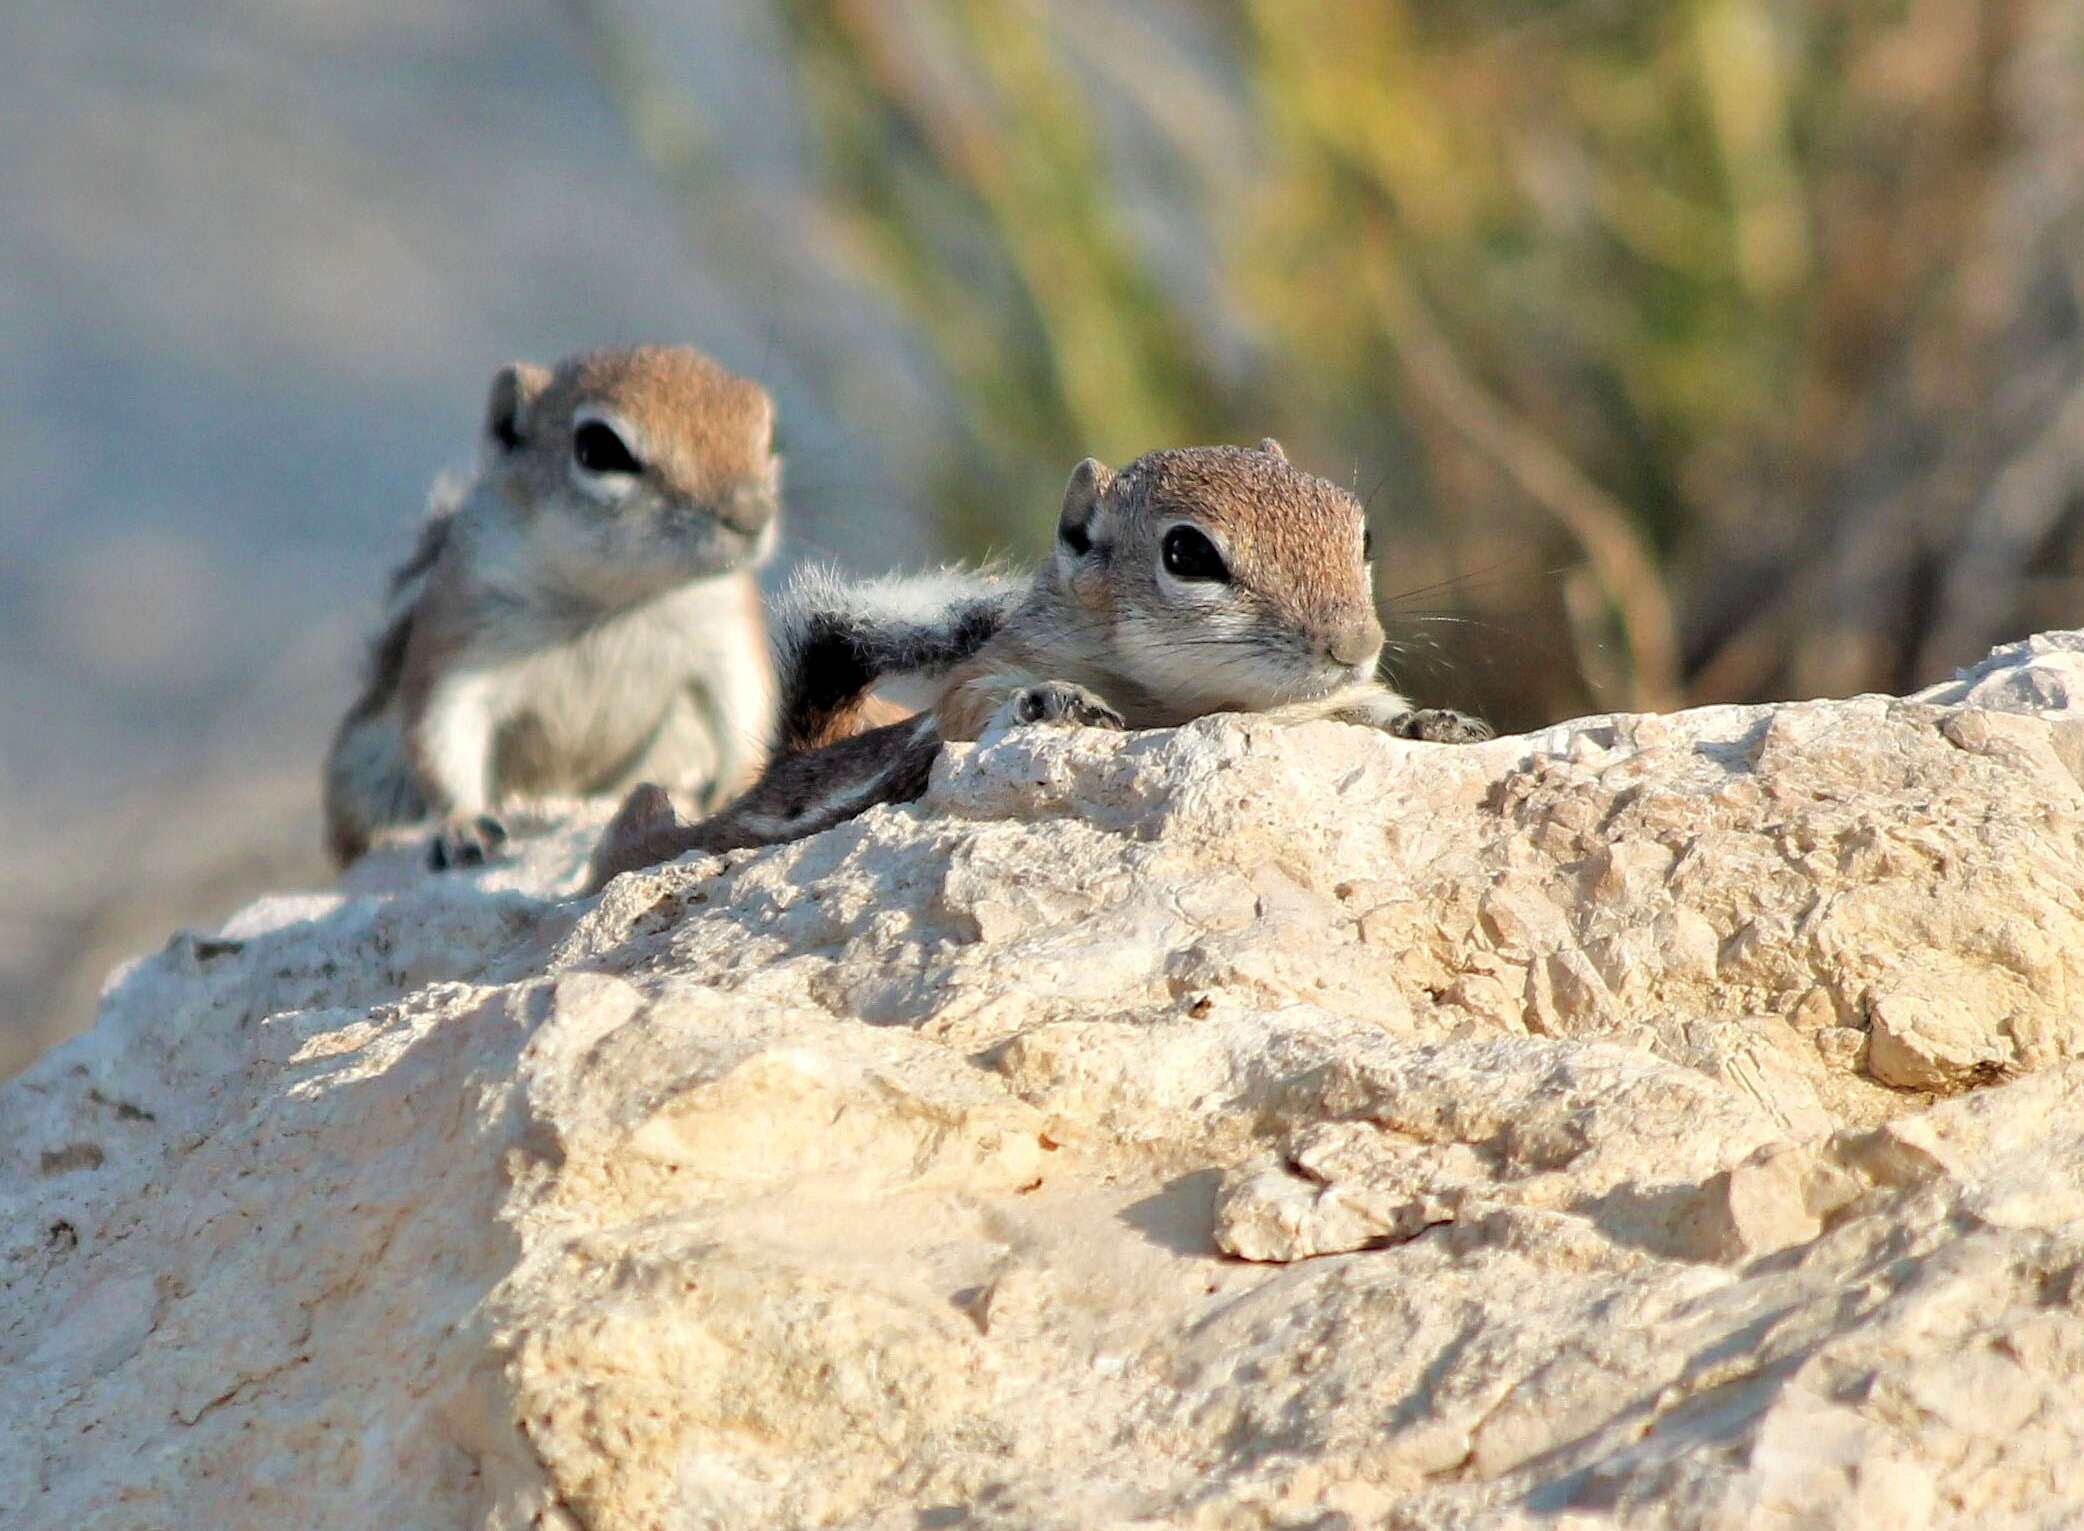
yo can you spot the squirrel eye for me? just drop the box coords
[573,420,643,475]
[1161,525,1230,583]
[1363,527,1374,559]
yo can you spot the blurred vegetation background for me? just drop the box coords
[5,0,2081,1072]
[586,0,2084,729]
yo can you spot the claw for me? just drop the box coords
[1388,708,1492,744]
[1004,681,1126,731]
[428,813,510,871]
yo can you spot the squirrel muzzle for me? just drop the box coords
[1325,613,1386,671]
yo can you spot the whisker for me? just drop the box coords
[1377,555,1567,608]
[1394,613,1495,629]
[1360,464,1400,516]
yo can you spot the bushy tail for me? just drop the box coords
[768,565,1022,752]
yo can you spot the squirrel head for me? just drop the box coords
[1052,439,1385,711]
[478,345,781,598]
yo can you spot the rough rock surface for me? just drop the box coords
[11,632,2084,1528]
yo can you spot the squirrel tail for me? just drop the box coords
[768,565,1021,753]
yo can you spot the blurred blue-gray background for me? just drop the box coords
[1,0,945,1071]
[7,0,2083,1072]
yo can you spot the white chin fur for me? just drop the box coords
[1116,615,1333,712]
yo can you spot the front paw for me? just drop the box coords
[428,813,509,870]
[998,681,1126,731]
[1385,707,1492,743]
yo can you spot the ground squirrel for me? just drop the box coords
[586,439,1486,887]
[324,344,782,868]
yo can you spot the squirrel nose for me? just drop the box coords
[714,483,778,537]
[1325,614,1385,670]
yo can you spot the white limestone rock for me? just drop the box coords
[10,633,2084,1527]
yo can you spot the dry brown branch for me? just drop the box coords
[1918,377,2084,678]
[1369,264,1683,712]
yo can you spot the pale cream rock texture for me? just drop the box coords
[10,632,2084,1527]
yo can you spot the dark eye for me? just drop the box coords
[1363,527,1374,559]
[1161,525,1229,582]
[573,420,643,475]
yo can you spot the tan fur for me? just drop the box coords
[584,440,1487,888]
[932,442,1402,741]
[799,692,914,748]
[324,344,781,867]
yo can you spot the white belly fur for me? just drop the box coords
[470,574,769,799]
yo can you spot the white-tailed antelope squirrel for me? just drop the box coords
[324,344,782,868]
[586,439,1485,886]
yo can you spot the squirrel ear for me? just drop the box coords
[1258,437,1288,462]
[1057,457,1115,558]
[485,362,552,452]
